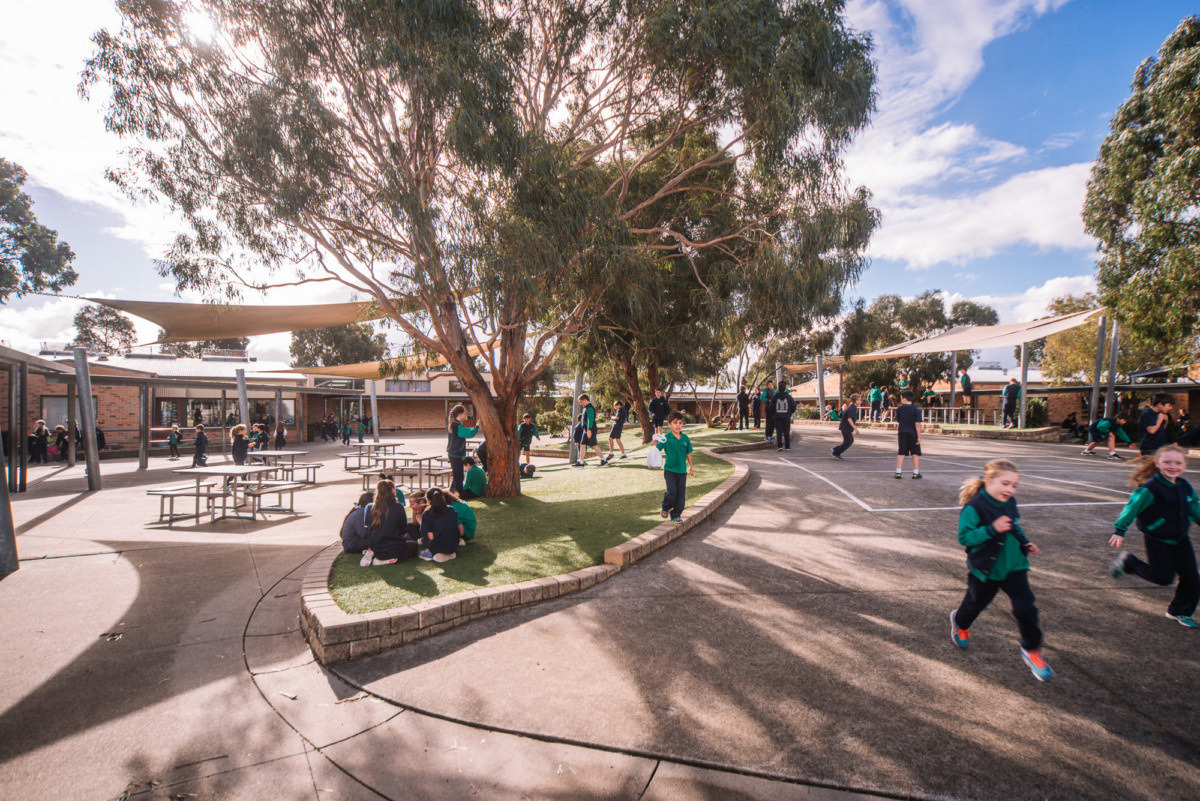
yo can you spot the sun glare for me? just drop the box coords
[183,8,217,43]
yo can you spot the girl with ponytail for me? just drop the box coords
[950,459,1054,681]
[1109,445,1199,628]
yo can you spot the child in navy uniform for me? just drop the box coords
[894,392,922,479]
[191,424,208,467]
[1138,394,1173,456]
[760,382,775,442]
[1001,379,1020,428]
[950,459,1053,681]
[648,389,670,436]
[655,411,694,522]
[831,395,859,460]
[446,404,478,494]
[1109,445,1199,628]
[418,487,461,563]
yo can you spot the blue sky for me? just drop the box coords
[0,0,1196,364]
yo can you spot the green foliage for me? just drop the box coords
[1037,294,1164,382]
[0,158,77,302]
[840,292,999,394]
[159,329,250,357]
[1025,397,1049,428]
[796,406,819,420]
[538,411,568,436]
[73,305,135,353]
[289,323,388,367]
[1083,17,1200,365]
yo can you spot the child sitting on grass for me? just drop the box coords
[360,479,417,567]
[441,487,478,545]
[949,459,1053,681]
[655,411,694,523]
[418,487,461,563]
[1109,445,1199,628]
[340,491,375,554]
[461,456,487,499]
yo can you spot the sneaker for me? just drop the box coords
[660,511,669,519]
[1080,449,1094,455]
[832,451,844,461]
[1110,554,1126,578]
[598,457,611,466]
[778,447,784,452]
[1107,453,1124,461]
[894,472,902,480]
[573,461,587,467]
[1165,612,1199,628]
[784,447,791,451]
[670,516,683,523]
[459,537,467,546]
[433,552,457,563]
[620,454,628,459]
[359,549,375,568]
[912,472,922,480]
[374,557,397,565]
[418,549,434,561]
[950,610,969,649]
[1020,647,1055,681]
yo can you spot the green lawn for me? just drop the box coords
[541,422,764,453]
[329,448,736,614]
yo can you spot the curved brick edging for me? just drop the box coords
[300,448,752,665]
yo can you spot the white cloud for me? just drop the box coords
[948,273,1097,324]
[0,293,160,354]
[870,162,1094,267]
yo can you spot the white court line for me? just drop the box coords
[919,456,1129,497]
[780,458,1130,514]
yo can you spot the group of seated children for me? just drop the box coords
[341,478,478,567]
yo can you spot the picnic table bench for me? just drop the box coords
[235,480,310,519]
[271,462,322,484]
[147,480,223,523]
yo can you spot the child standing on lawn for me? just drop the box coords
[518,413,540,463]
[656,411,694,523]
[950,459,1053,681]
[446,404,479,495]
[1109,445,1199,628]
[573,393,604,467]
[894,392,922,479]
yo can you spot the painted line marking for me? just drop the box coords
[780,459,873,511]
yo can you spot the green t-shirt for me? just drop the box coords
[451,500,477,540]
[655,432,693,474]
[464,465,487,497]
[897,379,910,391]
[867,388,882,403]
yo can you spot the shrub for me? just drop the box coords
[1025,398,1049,428]
[797,407,819,420]
[681,412,698,424]
[539,411,568,435]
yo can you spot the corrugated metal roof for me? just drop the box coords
[59,354,300,382]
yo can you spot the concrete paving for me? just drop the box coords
[1,427,1197,800]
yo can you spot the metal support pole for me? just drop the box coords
[17,361,27,492]
[838,364,843,408]
[775,361,782,387]
[569,369,583,464]
[1104,319,1120,417]
[7,366,17,493]
[1018,342,1029,429]
[235,369,250,429]
[66,382,76,468]
[137,384,149,469]
[815,355,826,417]
[274,388,283,431]
[368,381,380,443]
[1090,315,1107,425]
[73,348,102,491]
[949,352,958,420]
[0,443,17,577]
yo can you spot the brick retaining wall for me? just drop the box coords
[300,446,757,665]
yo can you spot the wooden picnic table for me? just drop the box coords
[353,441,407,454]
[366,453,442,489]
[172,465,280,521]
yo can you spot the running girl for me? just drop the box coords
[950,460,1054,681]
[1109,445,1199,628]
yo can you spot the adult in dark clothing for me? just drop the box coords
[760,381,776,441]
[29,420,49,463]
[752,389,762,429]
[772,386,797,451]
[54,426,69,462]
[1139,394,1174,456]
[832,396,860,460]
[94,426,106,451]
[1001,379,1020,428]
[192,425,208,467]
[736,387,750,430]
[648,389,670,435]
[361,480,418,566]
[274,422,287,450]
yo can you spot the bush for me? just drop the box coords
[797,407,819,420]
[681,411,698,424]
[539,411,568,436]
[1025,398,1049,428]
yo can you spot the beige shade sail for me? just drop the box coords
[272,342,494,379]
[784,308,1102,374]
[92,298,385,344]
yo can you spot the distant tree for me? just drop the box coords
[0,158,77,301]
[839,292,998,394]
[290,323,387,367]
[1083,17,1200,365]
[74,306,136,353]
[1037,294,1164,383]
[157,328,250,357]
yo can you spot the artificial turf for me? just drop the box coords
[328,437,738,614]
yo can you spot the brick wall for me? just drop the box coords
[0,366,142,445]
[376,398,453,430]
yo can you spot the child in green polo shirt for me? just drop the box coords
[655,411,694,522]
[461,456,487,499]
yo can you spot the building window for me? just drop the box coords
[384,379,431,393]
[449,380,464,393]
[40,396,97,428]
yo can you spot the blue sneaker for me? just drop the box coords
[670,516,683,523]
[1020,647,1055,681]
[1165,612,1199,628]
[1110,554,1126,578]
[831,450,844,461]
[660,511,669,519]
[950,610,969,649]
[418,549,434,561]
